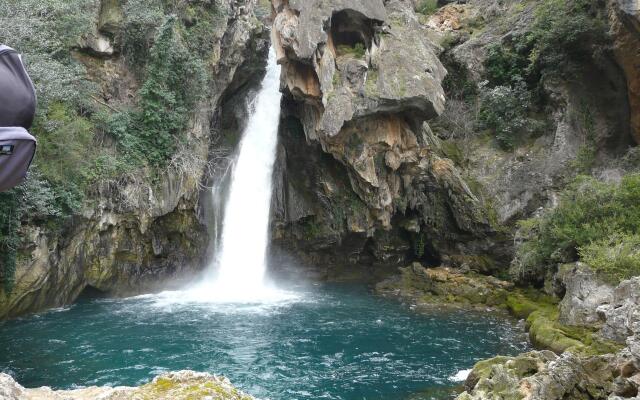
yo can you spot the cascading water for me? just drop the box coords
[187,48,290,303]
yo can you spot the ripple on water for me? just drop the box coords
[0,283,530,400]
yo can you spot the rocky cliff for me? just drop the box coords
[458,267,640,399]
[0,0,269,318]
[269,0,498,279]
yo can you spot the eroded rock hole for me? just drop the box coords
[330,9,375,55]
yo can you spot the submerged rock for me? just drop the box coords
[0,371,255,400]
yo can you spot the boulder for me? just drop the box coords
[558,263,614,327]
[598,277,640,343]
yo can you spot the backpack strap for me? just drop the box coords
[0,44,15,54]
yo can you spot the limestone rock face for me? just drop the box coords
[598,277,640,343]
[435,0,632,253]
[271,0,494,273]
[609,0,640,144]
[558,263,614,327]
[0,0,269,318]
[0,371,255,400]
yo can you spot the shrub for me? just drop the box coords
[121,0,164,69]
[484,43,533,87]
[515,174,640,280]
[477,81,535,149]
[528,0,608,76]
[478,0,608,153]
[580,233,640,283]
[484,0,608,86]
[110,17,208,166]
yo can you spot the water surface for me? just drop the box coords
[0,284,529,399]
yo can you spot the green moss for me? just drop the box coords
[506,290,621,356]
[527,309,585,354]
[336,43,366,58]
[505,290,557,319]
[365,69,379,97]
[416,0,438,16]
[302,217,322,239]
[441,140,464,165]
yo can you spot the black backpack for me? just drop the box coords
[0,44,37,192]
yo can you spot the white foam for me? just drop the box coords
[449,368,472,382]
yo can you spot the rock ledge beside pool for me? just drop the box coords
[0,370,256,400]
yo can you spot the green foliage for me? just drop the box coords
[441,54,476,100]
[413,232,427,258]
[182,4,224,59]
[516,174,640,280]
[580,233,640,284]
[34,102,97,211]
[0,169,63,290]
[0,191,20,291]
[0,0,218,255]
[477,0,608,151]
[302,217,321,239]
[336,43,366,59]
[121,0,164,69]
[137,17,206,165]
[483,43,533,87]
[528,0,608,76]
[417,0,438,15]
[483,0,608,86]
[569,103,597,173]
[0,0,108,224]
[108,17,208,167]
[0,0,98,110]
[477,81,535,149]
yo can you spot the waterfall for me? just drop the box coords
[187,48,289,303]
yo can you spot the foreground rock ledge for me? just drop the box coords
[0,371,255,400]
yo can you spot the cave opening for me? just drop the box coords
[77,284,108,300]
[330,9,375,55]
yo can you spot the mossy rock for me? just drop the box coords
[505,290,557,319]
[524,304,621,356]
[136,372,255,400]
